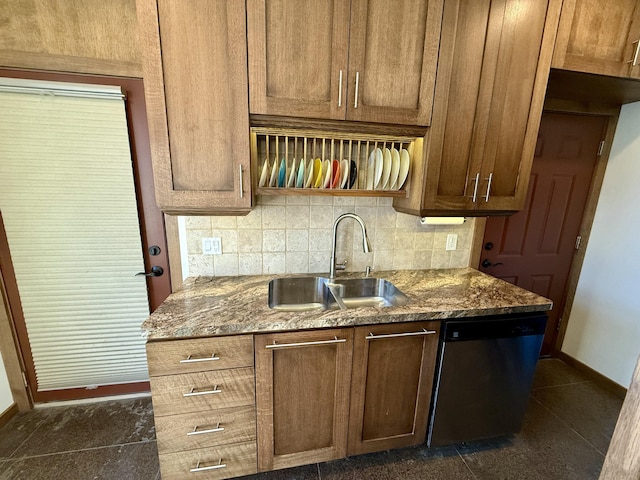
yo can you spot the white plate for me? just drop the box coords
[396,149,410,190]
[287,158,297,187]
[378,148,392,190]
[323,159,332,188]
[388,148,400,190]
[269,159,278,187]
[259,159,269,187]
[366,148,383,190]
[340,159,350,189]
[296,159,305,188]
[304,159,314,188]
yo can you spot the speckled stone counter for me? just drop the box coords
[142,268,552,341]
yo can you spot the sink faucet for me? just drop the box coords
[330,213,372,279]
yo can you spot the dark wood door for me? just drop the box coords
[480,112,606,356]
[348,321,439,456]
[255,329,353,472]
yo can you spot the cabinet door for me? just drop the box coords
[247,0,350,120]
[255,329,353,472]
[477,0,560,212]
[138,0,252,214]
[346,0,443,126]
[552,0,640,78]
[348,322,439,456]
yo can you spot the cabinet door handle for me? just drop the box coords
[265,336,346,349]
[183,385,222,397]
[338,70,343,107]
[366,329,437,340]
[190,459,226,473]
[180,353,220,364]
[483,172,493,202]
[470,173,480,202]
[239,164,244,198]
[354,71,360,109]
[187,423,224,436]
[628,40,640,66]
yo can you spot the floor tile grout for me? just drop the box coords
[316,462,322,479]
[6,415,50,460]
[454,445,480,479]
[529,395,607,457]
[531,380,592,391]
[4,438,157,462]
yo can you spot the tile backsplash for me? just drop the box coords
[183,196,475,277]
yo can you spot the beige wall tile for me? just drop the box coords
[214,254,239,276]
[239,253,263,275]
[262,205,286,229]
[187,230,210,254]
[286,252,309,273]
[237,209,262,229]
[450,249,471,268]
[217,230,238,254]
[413,250,433,269]
[374,250,394,271]
[431,250,451,269]
[309,205,334,229]
[309,251,328,274]
[185,217,212,230]
[238,229,262,253]
[309,229,332,251]
[188,254,213,276]
[286,205,310,229]
[286,229,309,252]
[263,229,285,252]
[263,252,286,274]
[286,195,310,205]
[211,216,237,229]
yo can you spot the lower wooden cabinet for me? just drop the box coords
[254,322,440,471]
[254,328,354,471]
[348,321,440,455]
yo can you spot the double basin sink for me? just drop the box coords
[268,276,409,311]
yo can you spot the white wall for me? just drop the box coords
[562,102,640,388]
[0,354,14,412]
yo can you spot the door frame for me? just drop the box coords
[0,69,171,403]
[471,101,621,356]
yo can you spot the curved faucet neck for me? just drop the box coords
[330,213,371,279]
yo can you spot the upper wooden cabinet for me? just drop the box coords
[247,0,444,126]
[552,0,640,78]
[394,0,562,216]
[137,0,252,214]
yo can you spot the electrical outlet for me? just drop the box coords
[446,234,458,251]
[202,237,222,255]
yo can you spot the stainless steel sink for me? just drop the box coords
[268,276,409,311]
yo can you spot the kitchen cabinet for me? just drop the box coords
[254,328,353,471]
[348,322,439,455]
[552,0,640,78]
[147,335,257,480]
[247,0,443,126]
[137,0,252,215]
[394,0,563,216]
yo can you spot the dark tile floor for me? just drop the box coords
[0,358,624,480]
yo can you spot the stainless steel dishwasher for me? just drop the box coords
[427,313,547,447]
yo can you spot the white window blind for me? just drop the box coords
[0,80,150,391]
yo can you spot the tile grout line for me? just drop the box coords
[453,445,481,480]
[3,439,157,462]
[531,380,591,391]
[317,462,322,480]
[529,395,607,457]
[5,414,50,460]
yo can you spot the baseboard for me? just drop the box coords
[0,403,18,429]
[557,352,628,399]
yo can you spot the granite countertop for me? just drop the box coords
[142,268,552,341]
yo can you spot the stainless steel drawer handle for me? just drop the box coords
[180,353,220,364]
[470,173,480,202]
[187,422,224,436]
[338,70,343,107]
[190,459,226,473]
[366,329,437,340]
[354,71,360,109]
[628,40,640,66]
[483,172,493,202]
[266,336,346,349]
[183,385,222,397]
[239,164,244,199]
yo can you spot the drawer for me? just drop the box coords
[147,336,254,376]
[156,405,256,454]
[150,367,255,417]
[159,440,257,480]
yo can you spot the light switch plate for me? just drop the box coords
[202,237,222,255]
[446,234,458,251]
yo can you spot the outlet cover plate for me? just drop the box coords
[203,237,222,255]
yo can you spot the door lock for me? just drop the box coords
[484,242,493,251]
[135,266,164,277]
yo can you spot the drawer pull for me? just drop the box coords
[183,385,222,397]
[180,353,220,364]
[366,329,437,340]
[187,423,224,436]
[265,336,347,349]
[470,173,480,202]
[190,459,226,473]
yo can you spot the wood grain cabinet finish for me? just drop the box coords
[247,0,443,126]
[347,322,439,455]
[147,335,257,480]
[394,0,563,216]
[552,0,640,78]
[255,329,354,472]
[137,0,252,215]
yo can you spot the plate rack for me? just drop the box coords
[250,127,420,197]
